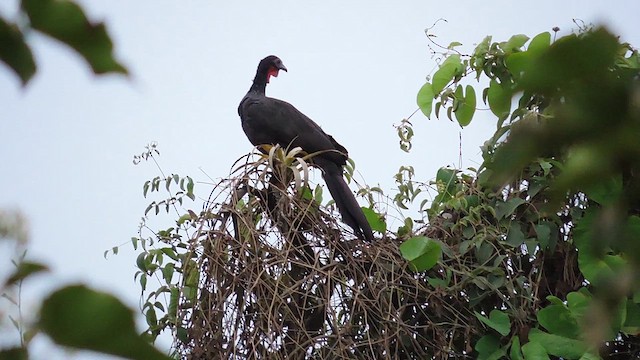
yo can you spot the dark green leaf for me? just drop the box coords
[416,82,434,118]
[623,301,640,334]
[399,236,442,271]
[534,222,551,249]
[39,285,171,359]
[176,327,188,343]
[506,224,525,247]
[162,263,175,283]
[584,174,623,206]
[168,287,179,323]
[21,0,127,75]
[475,334,505,360]
[145,306,157,327]
[0,347,29,360]
[495,197,526,219]
[5,261,49,286]
[427,276,448,288]
[475,310,511,336]
[140,273,147,291]
[136,252,147,272]
[0,17,36,85]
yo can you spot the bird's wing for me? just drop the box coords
[241,96,347,165]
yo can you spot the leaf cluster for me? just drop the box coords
[403,26,640,359]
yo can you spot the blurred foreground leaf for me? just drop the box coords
[39,285,170,360]
[0,17,36,85]
[5,261,48,286]
[21,0,127,75]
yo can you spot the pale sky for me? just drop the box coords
[1,1,639,358]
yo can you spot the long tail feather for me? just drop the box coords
[316,159,374,242]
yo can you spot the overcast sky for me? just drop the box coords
[1,1,639,358]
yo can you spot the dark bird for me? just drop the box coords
[238,55,374,242]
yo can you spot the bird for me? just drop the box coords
[238,55,374,242]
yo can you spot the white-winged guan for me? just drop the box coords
[238,55,374,242]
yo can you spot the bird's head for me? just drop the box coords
[259,55,287,83]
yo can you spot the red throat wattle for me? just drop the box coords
[267,67,279,83]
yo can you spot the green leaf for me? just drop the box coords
[427,276,449,288]
[0,17,36,85]
[537,304,580,339]
[567,290,591,318]
[399,236,442,271]
[447,41,462,49]
[435,167,458,202]
[136,252,147,272]
[475,334,506,360]
[534,222,551,249]
[521,341,549,360]
[584,174,623,206]
[528,32,551,54]
[168,287,179,323]
[417,82,434,118]
[362,207,386,233]
[145,306,157,327]
[487,79,511,120]
[528,328,588,359]
[578,352,601,360]
[177,327,188,343]
[623,301,640,334]
[39,285,171,360]
[432,54,462,95]
[5,261,49,286]
[520,28,619,93]
[495,197,526,219]
[503,34,530,52]
[0,347,29,360]
[160,247,179,261]
[505,51,533,80]
[453,85,476,127]
[21,0,128,75]
[473,36,492,57]
[510,336,524,360]
[161,263,175,283]
[579,252,626,285]
[475,310,511,336]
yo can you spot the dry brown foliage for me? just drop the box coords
[175,148,463,359]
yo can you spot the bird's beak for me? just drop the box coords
[278,64,288,72]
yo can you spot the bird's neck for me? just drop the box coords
[249,72,268,94]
